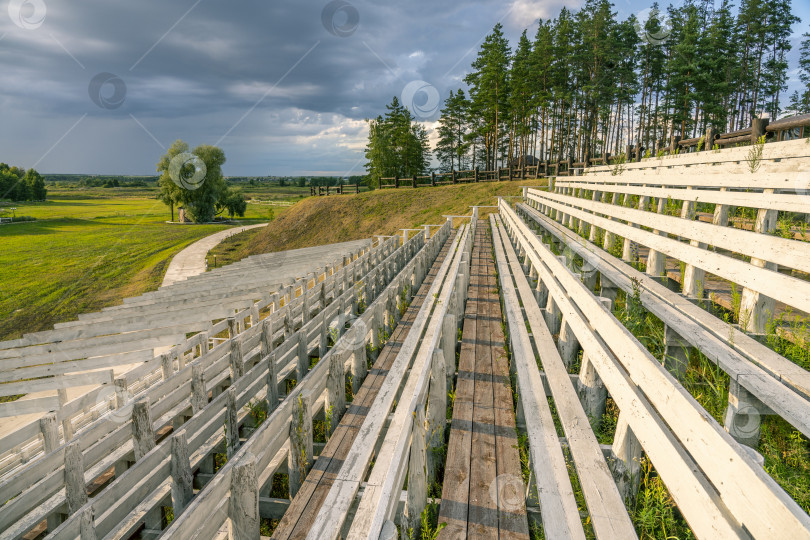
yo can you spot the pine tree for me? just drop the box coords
[787,33,810,114]
[364,97,431,186]
[465,24,512,170]
[436,90,471,170]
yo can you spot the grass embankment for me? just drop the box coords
[237,180,547,258]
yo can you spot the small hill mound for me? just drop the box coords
[243,179,546,256]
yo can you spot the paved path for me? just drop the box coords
[162,223,267,287]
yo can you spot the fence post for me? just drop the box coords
[403,407,427,539]
[131,398,155,460]
[171,430,194,513]
[378,176,381,190]
[229,453,259,540]
[474,166,479,182]
[670,135,681,154]
[751,117,769,144]
[451,169,456,184]
[413,174,418,188]
[65,442,87,515]
[191,364,207,414]
[395,175,399,189]
[327,351,347,436]
[289,392,313,498]
[226,386,240,457]
[705,127,716,150]
[431,171,436,186]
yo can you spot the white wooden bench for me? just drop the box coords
[496,200,810,538]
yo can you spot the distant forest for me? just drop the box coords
[420,0,808,172]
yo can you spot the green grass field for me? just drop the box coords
[0,184,307,341]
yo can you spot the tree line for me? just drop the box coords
[366,0,808,179]
[0,163,47,202]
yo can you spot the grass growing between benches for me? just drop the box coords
[612,283,810,516]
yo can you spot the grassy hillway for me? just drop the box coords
[242,180,547,257]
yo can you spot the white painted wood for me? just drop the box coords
[501,201,810,538]
[0,397,60,418]
[489,219,587,539]
[307,226,463,540]
[526,189,810,314]
[528,187,810,274]
[519,202,810,434]
[555,176,810,213]
[343,226,470,540]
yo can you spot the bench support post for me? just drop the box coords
[577,298,611,427]
[227,387,240,457]
[351,338,367,395]
[289,393,313,498]
[229,453,260,540]
[191,364,207,414]
[403,407,427,539]
[610,414,643,504]
[65,441,88,515]
[663,325,692,380]
[646,198,668,277]
[132,398,155,460]
[427,350,447,480]
[724,379,773,447]
[327,351,347,437]
[171,430,194,513]
[739,194,778,334]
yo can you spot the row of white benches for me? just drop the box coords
[0,240,381,477]
[152,220,461,540]
[0,238,403,538]
[494,200,810,538]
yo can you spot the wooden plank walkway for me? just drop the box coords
[439,223,530,540]
[272,231,457,540]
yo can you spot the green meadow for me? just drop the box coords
[0,184,303,341]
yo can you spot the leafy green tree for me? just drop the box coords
[157,140,227,223]
[218,187,247,219]
[24,169,47,200]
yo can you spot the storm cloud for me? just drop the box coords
[0,0,806,175]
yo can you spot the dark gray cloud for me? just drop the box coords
[0,0,806,175]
